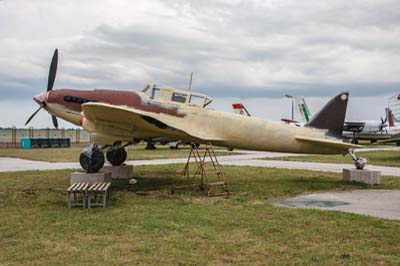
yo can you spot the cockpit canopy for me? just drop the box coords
[140,84,213,108]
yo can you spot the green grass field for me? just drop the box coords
[0,144,236,162]
[266,150,400,167]
[1,165,399,265]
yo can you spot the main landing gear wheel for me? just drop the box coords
[106,147,127,166]
[145,142,156,150]
[79,145,105,173]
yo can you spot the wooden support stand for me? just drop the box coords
[174,143,229,197]
[87,182,111,208]
[66,182,89,208]
[66,182,111,208]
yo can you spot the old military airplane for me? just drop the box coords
[25,49,361,172]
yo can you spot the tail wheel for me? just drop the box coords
[79,145,105,173]
[106,147,127,166]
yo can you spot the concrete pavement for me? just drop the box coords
[274,189,400,220]
[0,149,399,176]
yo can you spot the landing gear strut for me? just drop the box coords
[349,149,367,170]
[106,146,127,166]
[79,144,105,173]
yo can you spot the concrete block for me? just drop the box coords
[70,171,112,185]
[343,168,381,185]
[102,164,133,179]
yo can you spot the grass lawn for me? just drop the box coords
[0,165,399,265]
[0,144,236,162]
[266,150,400,167]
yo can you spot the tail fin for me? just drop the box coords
[295,96,312,123]
[232,103,251,116]
[306,92,349,137]
[386,107,400,127]
[386,108,394,127]
[388,93,400,124]
[393,112,400,123]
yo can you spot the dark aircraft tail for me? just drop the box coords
[306,92,349,137]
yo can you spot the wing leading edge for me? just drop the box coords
[81,102,224,142]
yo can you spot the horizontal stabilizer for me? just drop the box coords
[296,135,361,149]
[306,92,349,137]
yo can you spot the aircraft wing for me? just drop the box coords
[295,135,361,149]
[81,102,224,141]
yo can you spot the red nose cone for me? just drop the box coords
[34,92,49,105]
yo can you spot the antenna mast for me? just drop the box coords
[188,72,193,91]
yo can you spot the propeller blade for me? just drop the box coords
[25,105,44,126]
[52,115,59,129]
[47,49,58,92]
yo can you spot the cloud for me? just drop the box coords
[0,0,399,127]
[62,0,400,96]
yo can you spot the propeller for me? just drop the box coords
[379,116,388,134]
[47,49,58,92]
[25,49,59,128]
[24,105,44,126]
[52,115,58,128]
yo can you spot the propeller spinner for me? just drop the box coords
[25,49,59,128]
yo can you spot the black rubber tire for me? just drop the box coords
[145,143,156,150]
[106,147,127,166]
[79,146,105,173]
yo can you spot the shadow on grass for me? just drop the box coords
[108,166,372,203]
[111,176,180,192]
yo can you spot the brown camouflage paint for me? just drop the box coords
[47,89,185,117]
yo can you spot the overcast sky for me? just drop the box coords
[0,0,399,128]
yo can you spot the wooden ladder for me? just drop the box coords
[176,143,229,196]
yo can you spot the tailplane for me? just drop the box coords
[306,92,349,137]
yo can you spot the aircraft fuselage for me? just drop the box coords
[35,88,355,154]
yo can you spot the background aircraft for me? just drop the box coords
[379,94,400,145]
[232,103,251,117]
[387,93,400,134]
[25,50,360,172]
[293,95,391,144]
